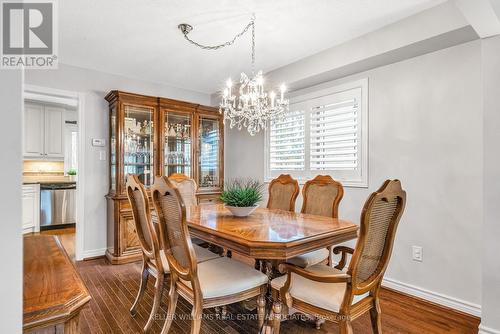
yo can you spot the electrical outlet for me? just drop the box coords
[99,150,106,161]
[412,246,423,262]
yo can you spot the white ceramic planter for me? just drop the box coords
[225,205,258,217]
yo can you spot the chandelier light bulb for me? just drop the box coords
[280,84,286,101]
[270,91,276,107]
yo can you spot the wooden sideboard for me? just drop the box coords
[105,91,224,264]
[24,235,91,333]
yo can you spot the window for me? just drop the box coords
[265,79,368,187]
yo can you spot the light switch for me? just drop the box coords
[412,246,423,262]
[99,150,106,161]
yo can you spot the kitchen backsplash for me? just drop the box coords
[23,160,65,176]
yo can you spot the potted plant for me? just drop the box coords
[220,179,263,217]
[67,168,77,181]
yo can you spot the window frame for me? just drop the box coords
[264,78,368,188]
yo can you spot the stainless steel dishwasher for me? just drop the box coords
[40,183,76,228]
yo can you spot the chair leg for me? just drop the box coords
[370,299,382,334]
[144,274,164,333]
[315,317,324,330]
[271,301,282,334]
[130,262,149,317]
[191,299,203,334]
[257,291,266,329]
[339,318,353,334]
[327,246,333,267]
[255,259,261,271]
[161,279,178,334]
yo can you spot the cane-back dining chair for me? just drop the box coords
[168,173,198,207]
[287,175,344,268]
[267,174,299,211]
[151,176,269,334]
[126,175,219,333]
[270,179,406,334]
[168,173,208,247]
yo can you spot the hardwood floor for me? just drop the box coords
[75,257,480,334]
[39,227,76,261]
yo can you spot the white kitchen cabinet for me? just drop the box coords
[22,184,40,234]
[23,102,65,159]
[44,106,65,158]
[23,103,45,158]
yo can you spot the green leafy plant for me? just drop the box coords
[220,179,263,207]
[67,168,77,176]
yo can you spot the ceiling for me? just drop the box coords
[59,0,445,94]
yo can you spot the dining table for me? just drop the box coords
[186,204,359,278]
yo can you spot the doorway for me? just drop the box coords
[23,85,85,261]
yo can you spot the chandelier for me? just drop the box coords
[178,15,289,136]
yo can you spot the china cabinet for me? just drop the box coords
[105,91,224,264]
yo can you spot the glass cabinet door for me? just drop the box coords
[123,105,154,188]
[110,105,117,191]
[163,111,192,177]
[197,116,221,189]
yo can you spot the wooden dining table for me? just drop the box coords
[186,204,359,276]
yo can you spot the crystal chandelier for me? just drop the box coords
[178,15,289,136]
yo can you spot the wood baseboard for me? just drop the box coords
[104,249,142,264]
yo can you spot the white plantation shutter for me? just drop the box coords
[309,89,361,171]
[266,79,368,187]
[269,110,305,170]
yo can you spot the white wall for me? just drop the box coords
[25,64,211,257]
[226,40,483,313]
[480,35,500,333]
[0,70,23,333]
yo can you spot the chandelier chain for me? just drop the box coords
[181,16,255,55]
[251,17,255,75]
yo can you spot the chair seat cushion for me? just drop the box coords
[156,245,220,273]
[271,264,368,313]
[183,257,268,299]
[287,248,329,268]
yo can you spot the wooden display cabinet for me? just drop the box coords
[105,91,223,264]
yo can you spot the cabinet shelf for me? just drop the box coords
[124,162,152,166]
[165,163,191,167]
[165,136,191,141]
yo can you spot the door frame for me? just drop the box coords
[24,84,86,261]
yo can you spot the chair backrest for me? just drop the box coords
[300,175,344,218]
[151,176,197,278]
[348,179,406,293]
[126,175,162,266]
[168,173,198,208]
[267,174,299,211]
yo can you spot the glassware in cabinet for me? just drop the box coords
[197,116,221,189]
[163,111,192,177]
[123,104,154,188]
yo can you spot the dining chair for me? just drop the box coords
[167,173,207,247]
[270,179,406,334]
[126,175,219,333]
[267,174,299,211]
[287,175,344,269]
[168,173,198,207]
[151,176,269,334]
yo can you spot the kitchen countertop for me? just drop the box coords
[23,175,77,184]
